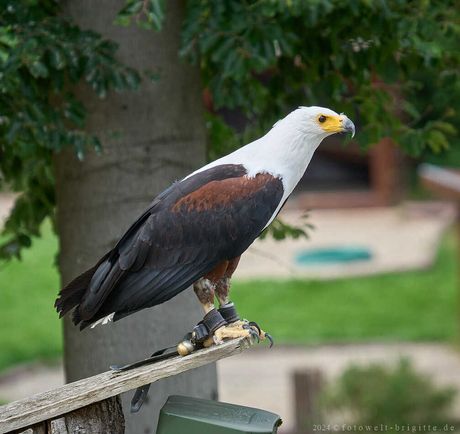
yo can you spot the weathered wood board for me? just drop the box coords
[0,337,252,433]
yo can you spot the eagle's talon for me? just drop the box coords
[248,328,260,343]
[265,333,274,348]
[239,320,273,345]
[248,321,261,334]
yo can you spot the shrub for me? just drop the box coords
[323,358,457,428]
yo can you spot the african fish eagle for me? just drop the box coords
[55,106,355,344]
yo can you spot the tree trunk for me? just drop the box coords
[16,397,125,434]
[55,1,217,433]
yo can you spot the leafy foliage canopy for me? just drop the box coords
[1,0,459,259]
[179,0,459,156]
[0,0,140,259]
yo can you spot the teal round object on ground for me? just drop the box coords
[295,246,372,265]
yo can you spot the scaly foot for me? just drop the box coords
[203,324,251,347]
[203,320,273,347]
[202,322,257,347]
[228,320,274,346]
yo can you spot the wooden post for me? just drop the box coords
[14,397,124,434]
[369,138,402,205]
[292,369,324,434]
[0,337,253,434]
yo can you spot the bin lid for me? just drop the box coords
[157,395,282,434]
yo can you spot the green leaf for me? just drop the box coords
[28,61,49,78]
[49,47,66,70]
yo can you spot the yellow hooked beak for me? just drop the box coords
[319,114,355,138]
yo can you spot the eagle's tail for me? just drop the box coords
[54,265,98,319]
[54,252,111,323]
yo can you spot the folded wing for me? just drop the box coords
[55,164,284,329]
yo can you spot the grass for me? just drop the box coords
[232,234,458,344]
[0,222,62,372]
[0,224,457,373]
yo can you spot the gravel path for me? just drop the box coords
[238,201,455,280]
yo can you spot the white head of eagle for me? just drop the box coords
[191,106,355,225]
[278,106,355,139]
[55,106,355,337]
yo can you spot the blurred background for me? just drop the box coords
[1,1,460,433]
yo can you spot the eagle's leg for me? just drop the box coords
[216,275,269,342]
[193,278,217,315]
[214,257,272,345]
[215,257,244,326]
[193,258,261,345]
[215,277,243,326]
[193,277,252,346]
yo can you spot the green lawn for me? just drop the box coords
[0,223,62,372]
[0,224,457,373]
[232,235,458,344]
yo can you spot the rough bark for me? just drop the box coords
[54,1,217,433]
[50,397,124,434]
[13,397,124,434]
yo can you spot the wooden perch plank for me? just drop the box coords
[0,337,252,433]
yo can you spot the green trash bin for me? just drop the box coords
[156,395,282,434]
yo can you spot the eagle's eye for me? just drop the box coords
[318,115,327,123]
